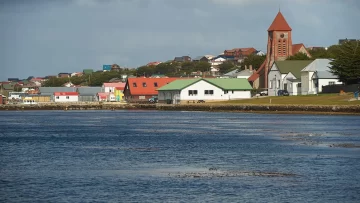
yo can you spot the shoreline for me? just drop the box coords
[1,102,360,115]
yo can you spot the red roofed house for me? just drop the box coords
[147,61,162,66]
[54,92,79,102]
[124,78,179,102]
[248,11,312,89]
[97,92,109,102]
[224,47,257,62]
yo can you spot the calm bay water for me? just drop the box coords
[0,110,360,202]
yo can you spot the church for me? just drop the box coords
[248,11,311,89]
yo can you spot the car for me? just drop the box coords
[260,90,268,96]
[277,90,289,96]
[148,96,158,103]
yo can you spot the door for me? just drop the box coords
[284,83,287,90]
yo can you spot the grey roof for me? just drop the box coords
[39,87,76,94]
[193,56,205,61]
[314,71,339,79]
[235,69,253,77]
[301,59,332,72]
[287,78,301,82]
[77,87,102,96]
[224,69,239,76]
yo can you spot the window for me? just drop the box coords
[232,90,234,94]
[329,81,335,85]
[188,90,198,96]
[269,81,272,89]
[297,83,302,88]
[133,83,137,87]
[154,82,158,87]
[142,82,147,87]
[224,90,228,94]
[204,90,214,95]
[56,96,59,99]
[66,96,69,99]
[277,80,280,88]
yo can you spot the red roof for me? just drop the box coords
[54,92,78,96]
[268,12,292,31]
[292,43,304,54]
[115,87,124,91]
[97,92,109,99]
[126,78,179,95]
[103,82,126,88]
[248,60,266,82]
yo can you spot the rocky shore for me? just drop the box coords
[0,102,360,114]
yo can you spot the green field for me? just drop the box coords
[216,93,360,106]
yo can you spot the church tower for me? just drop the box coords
[264,11,292,88]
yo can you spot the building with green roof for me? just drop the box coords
[157,78,253,104]
[268,60,313,96]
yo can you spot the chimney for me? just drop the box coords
[249,65,253,71]
[245,65,248,70]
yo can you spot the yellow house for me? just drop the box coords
[114,88,124,102]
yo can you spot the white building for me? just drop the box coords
[268,60,313,96]
[157,78,252,104]
[54,92,79,102]
[211,57,226,66]
[301,59,342,95]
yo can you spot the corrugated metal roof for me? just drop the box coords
[39,87,76,94]
[77,87,102,95]
[301,59,332,72]
[315,71,339,79]
[274,60,313,79]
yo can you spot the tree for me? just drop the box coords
[242,54,266,70]
[287,52,311,60]
[14,84,22,92]
[70,75,85,85]
[180,61,195,75]
[218,61,236,74]
[135,66,155,77]
[42,77,68,87]
[194,61,211,72]
[329,40,360,84]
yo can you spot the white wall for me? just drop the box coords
[301,71,316,95]
[318,79,342,93]
[104,87,115,93]
[180,80,251,100]
[54,95,78,102]
[268,68,282,96]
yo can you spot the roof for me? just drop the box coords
[126,77,179,95]
[248,60,266,82]
[268,11,292,31]
[292,43,305,54]
[97,92,109,99]
[274,60,313,79]
[224,69,239,76]
[301,59,332,72]
[39,87,76,94]
[235,69,253,77]
[54,92,79,96]
[103,82,126,88]
[315,71,338,79]
[77,87,102,96]
[158,78,253,91]
[1,83,15,90]
[287,78,301,82]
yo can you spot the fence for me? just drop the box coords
[322,84,360,93]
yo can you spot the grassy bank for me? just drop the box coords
[213,93,360,106]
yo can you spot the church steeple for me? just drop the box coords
[268,11,292,31]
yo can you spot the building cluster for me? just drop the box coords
[0,11,347,105]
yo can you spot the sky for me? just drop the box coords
[0,0,359,80]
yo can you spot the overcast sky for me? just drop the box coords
[1,0,359,80]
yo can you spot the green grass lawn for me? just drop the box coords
[216,93,360,106]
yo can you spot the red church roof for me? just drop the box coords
[268,12,292,31]
[54,92,78,96]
